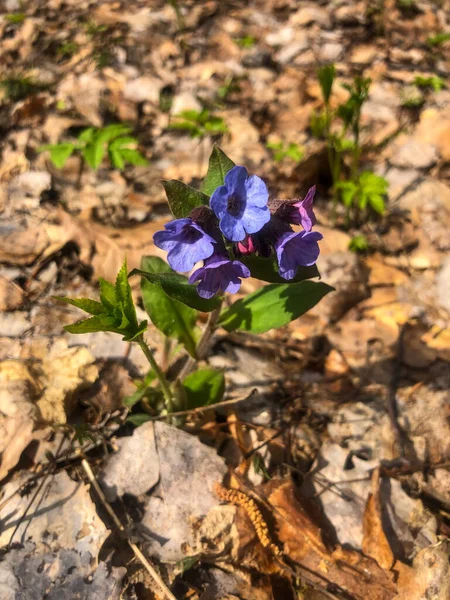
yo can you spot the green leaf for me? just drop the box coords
[39,143,75,168]
[182,368,225,408]
[78,127,96,143]
[130,267,221,312]
[109,148,125,169]
[123,370,156,407]
[317,64,336,104]
[140,256,198,357]
[95,124,132,143]
[240,255,319,284]
[55,297,106,315]
[82,140,105,170]
[64,315,111,334]
[99,278,116,310]
[108,136,138,149]
[115,258,138,327]
[118,148,148,166]
[201,144,235,196]
[219,281,334,334]
[336,180,358,208]
[126,413,152,426]
[161,180,209,218]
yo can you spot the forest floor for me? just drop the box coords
[1,1,450,599]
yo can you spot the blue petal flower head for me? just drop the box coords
[275,230,323,280]
[290,185,316,232]
[153,218,216,272]
[210,166,270,242]
[188,253,251,299]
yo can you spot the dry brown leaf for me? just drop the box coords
[0,276,24,311]
[269,481,397,600]
[393,541,450,600]
[362,468,395,570]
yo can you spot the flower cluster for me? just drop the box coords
[154,166,322,298]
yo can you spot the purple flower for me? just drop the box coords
[289,186,316,231]
[275,230,323,280]
[188,254,251,299]
[153,218,216,272]
[210,166,270,242]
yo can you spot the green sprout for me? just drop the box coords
[5,12,26,24]
[57,41,79,59]
[234,35,257,49]
[426,32,450,47]
[314,64,388,222]
[169,109,228,139]
[0,74,42,102]
[349,234,370,253]
[38,124,148,171]
[266,140,304,163]
[414,75,446,92]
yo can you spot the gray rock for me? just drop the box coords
[437,256,450,313]
[124,76,162,104]
[8,171,51,211]
[140,421,227,561]
[276,37,309,64]
[100,421,159,501]
[171,91,202,115]
[313,251,369,322]
[319,42,344,62]
[291,5,331,28]
[391,139,438,169]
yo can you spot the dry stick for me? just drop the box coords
[79,455,177,600]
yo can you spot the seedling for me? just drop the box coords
[414,75,446,92]
[57,41,79,60]
[349,234,369,253]
[0,74,42,102]
[235,35,257,49]
[266,141,304,163]
[39,124,148,171]
[169,109,228,139]
[426,32,450,48]
[312,64,388,222]
[5,12,26,24]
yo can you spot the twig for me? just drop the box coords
[149,388,258,420]
[79,454,177,600]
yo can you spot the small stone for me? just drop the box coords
[291,5,331,28]
[334,3,366,25]
[124,76,163,104]
[266,26,295,46]
[319,42,344,62]
[351,45,379,65]
[171,91,202,115]
[8,171,52,211]
[384,167,419,201]
[390,137,438,169]
[436,257,450,314]
[312,252,369,323]
[276,37,309,64]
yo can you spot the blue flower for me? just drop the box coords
[188,254,251,299]
[153,218,216,272]
[275,230,323,280]
[289,185,316,232]
[210,166,270,242]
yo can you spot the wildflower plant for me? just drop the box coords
[59,145,332,420]
[311,64,389,223]
[39,124,148,170]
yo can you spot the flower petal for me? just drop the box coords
[245,174,269,208]
[220,212,246,241]
[241,204,270,235]
[167,243,196,272]
[224,165,248,195]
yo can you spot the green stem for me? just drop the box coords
[136,335,173,413]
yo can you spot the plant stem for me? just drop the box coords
[177,303,223,382]
[136,335,173,413]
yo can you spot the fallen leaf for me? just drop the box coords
[362,468,395,570]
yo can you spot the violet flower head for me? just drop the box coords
[275,230,323,280]
[210,166,270,242]
[289,185,316,231]
[153,218,216,272]
[188,254,251,299]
